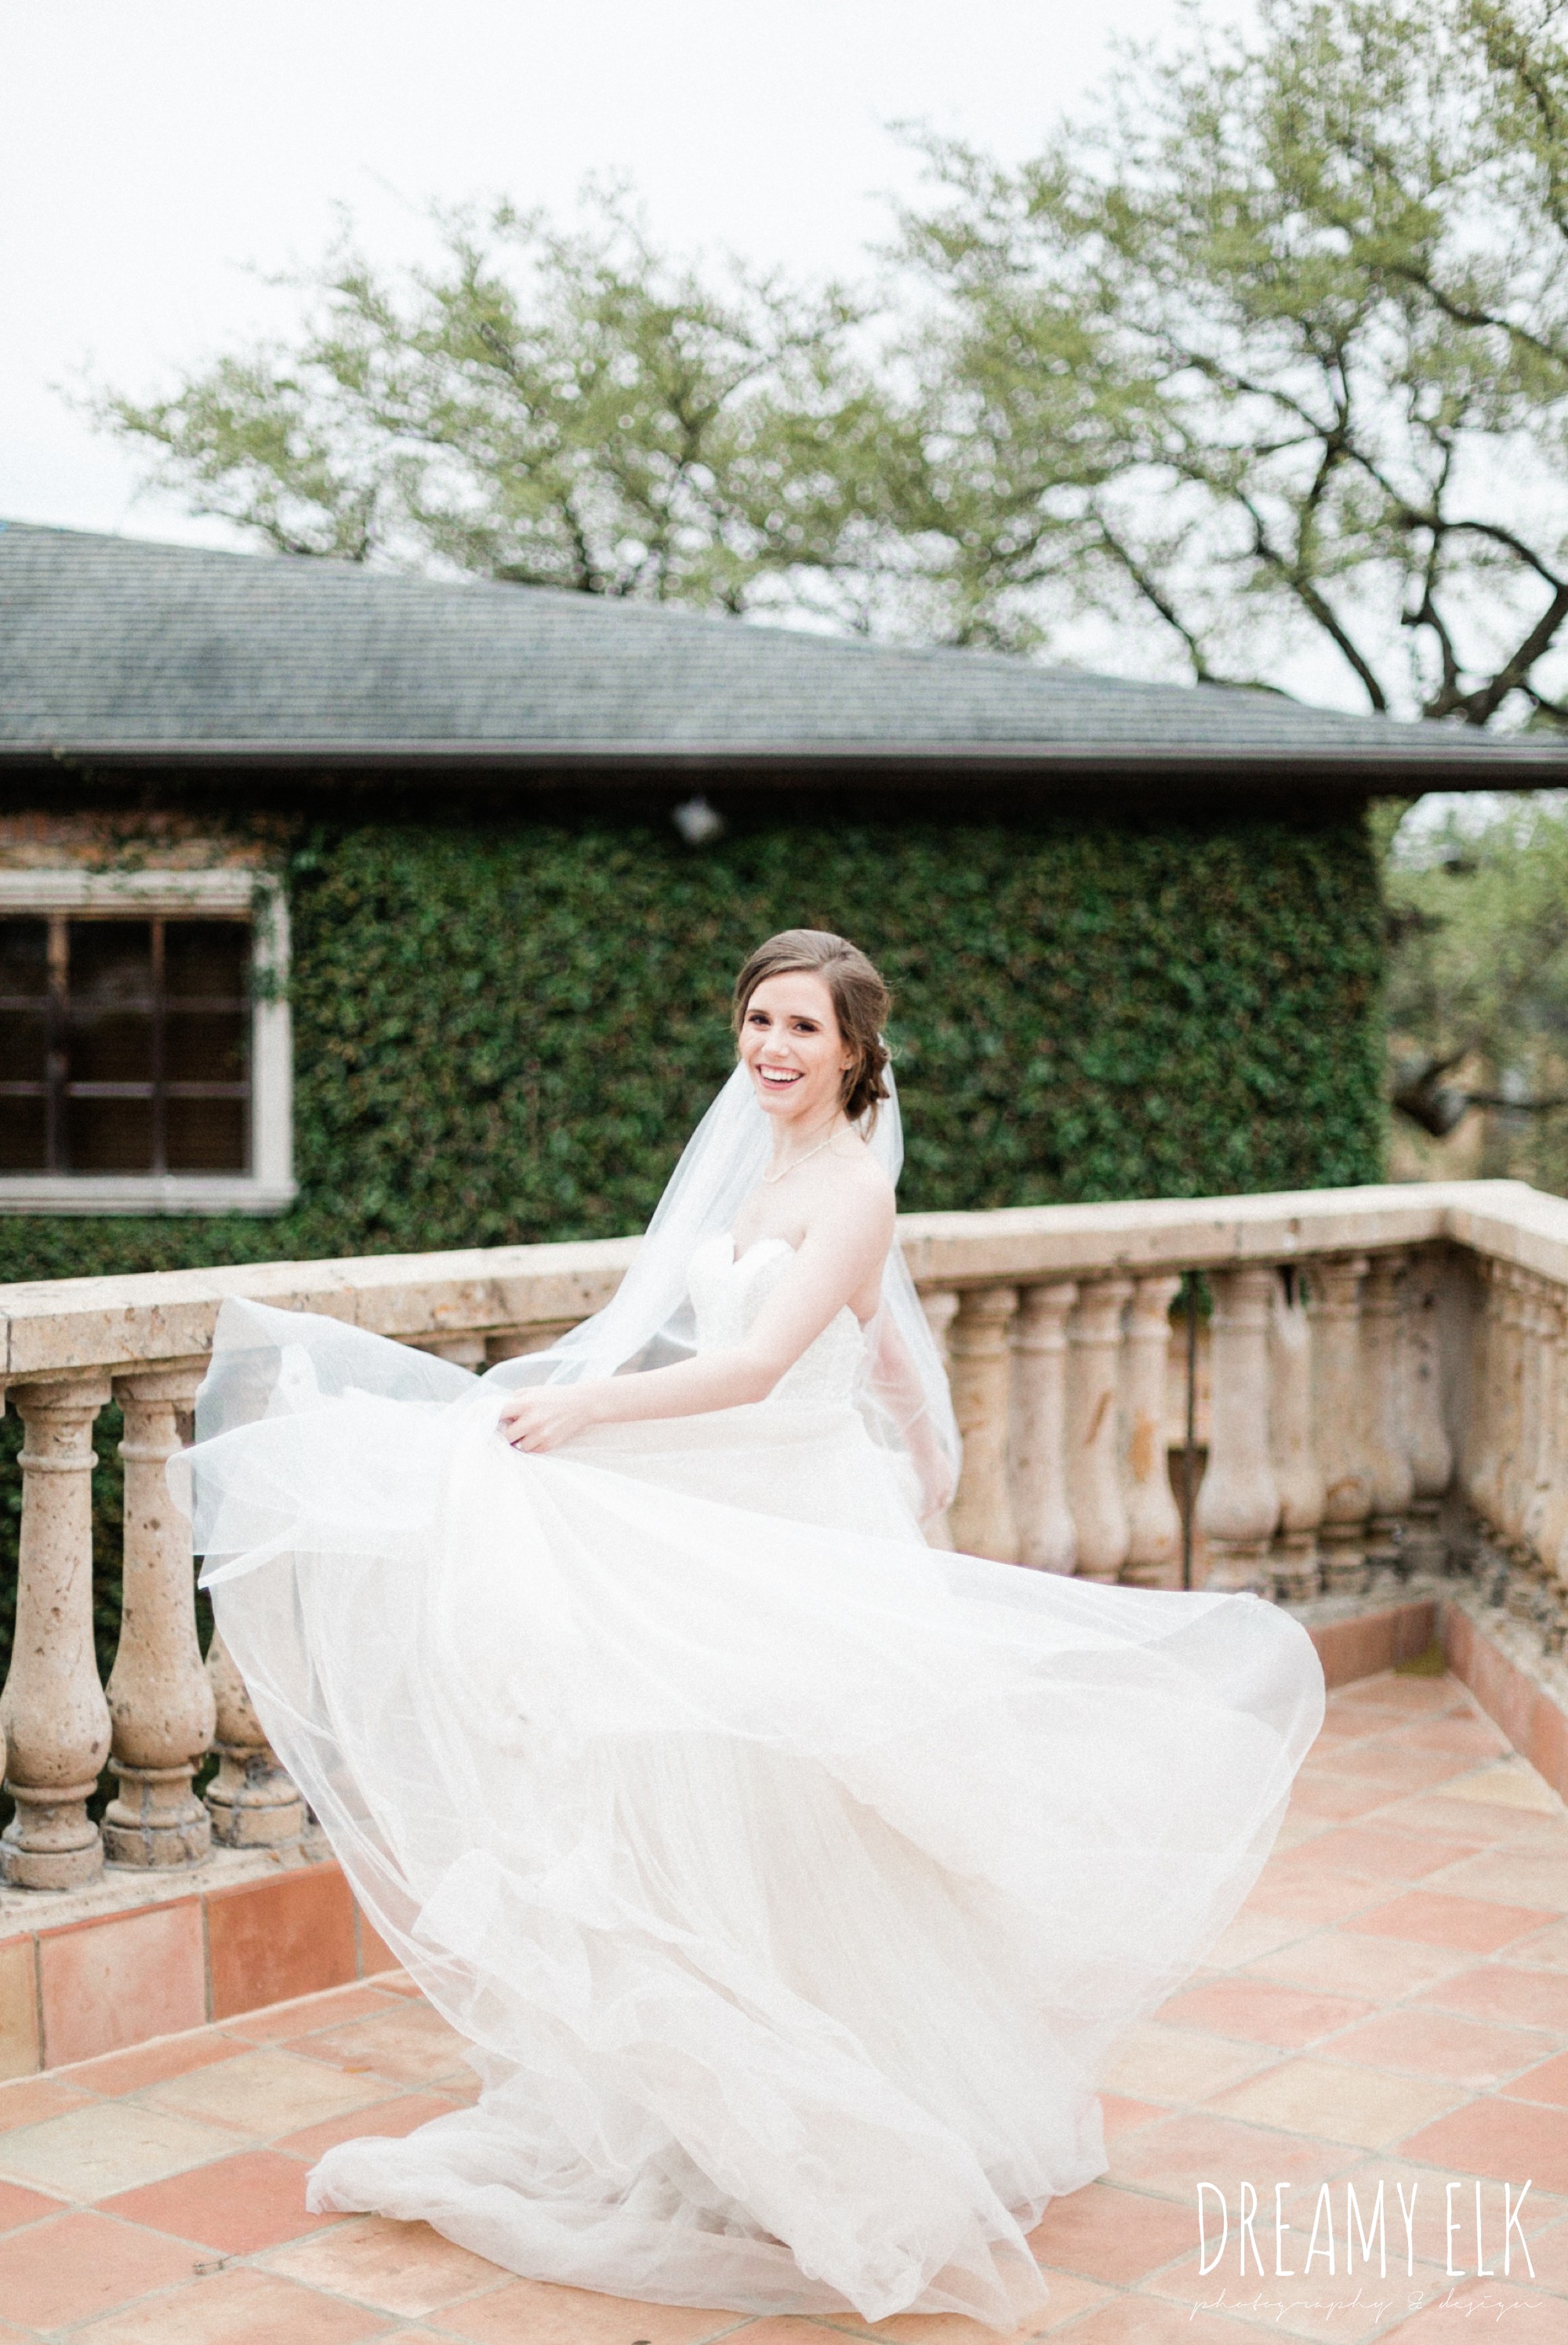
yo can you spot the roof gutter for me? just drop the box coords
[2,738,1564,789]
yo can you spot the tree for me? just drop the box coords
[1383,790,1568,1182]
[100,2,1568,717]
[97,194,915,617]
[890,0,1568,715]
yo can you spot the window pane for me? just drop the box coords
[165,920,250,1000]
[66,1096,154,1172]
[0,920,48,999]
[69,920,154,1003]
[67,1015,154,1084]
[67,921,154,1084]
[0,1098,46,1171]
[0,914,262,1182]
[165,1010,246,1084]
[0,1010,46,1084]
[165,1095,246,1172]
[0,924,53,1169]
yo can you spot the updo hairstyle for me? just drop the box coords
[731,929,892,1127]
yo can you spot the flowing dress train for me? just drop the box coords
[184,1232,1324,2331]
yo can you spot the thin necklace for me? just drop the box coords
[760,1129,840,1185]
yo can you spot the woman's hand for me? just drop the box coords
[497,1382,604,1453]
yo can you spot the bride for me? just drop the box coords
[183,927,1323,2333]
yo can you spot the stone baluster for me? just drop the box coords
[1493,1269,1528,1549]
[1463,1257,1503,1525]
[1472,1259,1522,1551]
[1512,1272,1540,1547]
[1269,1269,1324,1600]
[1066,1278,1132,1581]
[1009,1283,1077,1574]
[0,1376,114,1888]
[1545,1405,1568,1655]
[948,1287,1019,1561]
[1402,1245,1454,1573]
[1121,1273,1183,1586]
[103,1363,216,1868]
[1501,1277,1559,1623]
[920,1287,960,1367]
[1520,1282,1561,1574]
[1538,1287,1568,1603]
[1523,1276,1548,1555]
[1193,1265,1279,1593]
[204,1630,306,1849]
[1471,1265,1507,1545]
[1494,1268,1529,1545]
[1362,1253,1416,1571]
[1311,1255,1375,1591]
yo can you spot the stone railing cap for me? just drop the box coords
[0,1178,1562,1381]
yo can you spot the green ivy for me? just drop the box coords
[0,802,1384,1696]
[0,804,1383,1280]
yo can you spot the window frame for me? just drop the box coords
[0,869,295,1215]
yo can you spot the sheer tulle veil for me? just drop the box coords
[189,1058,961,1537]
[486,1058,960,1517]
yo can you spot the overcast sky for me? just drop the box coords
[2,1,1216,550]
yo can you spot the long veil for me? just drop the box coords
[486,1060,959,1516]
[190,1060,960,1535]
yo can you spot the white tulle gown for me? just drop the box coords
[186,1231,1323,2332]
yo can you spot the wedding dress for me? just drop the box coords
[182,1081,1324,2333]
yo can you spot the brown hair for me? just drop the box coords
[731,929,891,1126]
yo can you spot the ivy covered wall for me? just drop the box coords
[0,797,1385,1291]
[0,794,1385,1693]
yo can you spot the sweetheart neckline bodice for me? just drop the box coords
[710,1233,877,1328]
[726,1234,797,1271]
[686,1232,865,1404]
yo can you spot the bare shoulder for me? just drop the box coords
[802,1138,895,1239]
[841,1140,896,1211]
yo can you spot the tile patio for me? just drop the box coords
[1,1668,1566,2340]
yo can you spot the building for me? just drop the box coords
[0,517,1553,1283]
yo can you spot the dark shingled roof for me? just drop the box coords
[2,518,1560,795]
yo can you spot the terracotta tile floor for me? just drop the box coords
[5,1670,1568,2340]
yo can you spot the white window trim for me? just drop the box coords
[0,868,296,1216]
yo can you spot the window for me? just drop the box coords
[0,872,293,1214]
[0,916,252,1174]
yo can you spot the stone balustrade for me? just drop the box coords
[4,1176,1568,1892]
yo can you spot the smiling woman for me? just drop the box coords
[181,924,1324,2331]
[742,976,851,1116]
[496,929,898,1450]
[735,924,886,1124]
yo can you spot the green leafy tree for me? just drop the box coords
[1385,790,1568,1181]
[100,4,1568,710]
[97,194,916,617]
[890,0,1568,712]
